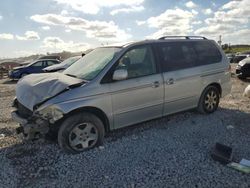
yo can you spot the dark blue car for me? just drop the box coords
[8,59,61,79]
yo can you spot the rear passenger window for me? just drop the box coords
[47,61,56,66]
[158,42,197,72]
[158,41,222,72]
[31,61,44,67]
[193,41,222,65]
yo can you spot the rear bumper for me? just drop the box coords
[11,110,49,140]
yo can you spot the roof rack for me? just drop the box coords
[158,36,207,40]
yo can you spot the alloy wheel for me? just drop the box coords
[69,123,98,151]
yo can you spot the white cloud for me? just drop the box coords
[41,26,51,30]
[141,8,195,39]
[195,0,250,40]
[193,20,202,25]
[16,31,40,40]
[61,10,68,15]
[42,37,90,52]
[191,9,198,15]
[185,1,197,9]
[221,1,239,10]
[14,50,37,57]
[0,15,2,20]
[54,0,144,14]
[31,14,131,42]
[0,33,14,40]
[65,29,71,33]
[110,5,144,15]
[195,24,234,36]
[204,8,212,15]
[220,29,250,45]
[136,20,146,26]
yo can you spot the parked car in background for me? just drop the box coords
[39,55,61,61]
[12,36,231,153]
[232,54,249,63]
[226,53,235,63]
[43,56,81,72]
[236,57,250,79]
[8,59,60,79]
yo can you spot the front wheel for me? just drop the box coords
[58,112,105,154]
[197,86,220,114]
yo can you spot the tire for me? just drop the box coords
[58,112,105,154]
[197,86,220,114]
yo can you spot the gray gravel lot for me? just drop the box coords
[0,67,250,188]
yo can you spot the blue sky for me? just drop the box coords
[0,0,249,58]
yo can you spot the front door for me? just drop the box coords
[29,61,45,73]
[109,45,164,129]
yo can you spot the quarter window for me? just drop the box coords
[193,41,222,65]
[115,46,156,79]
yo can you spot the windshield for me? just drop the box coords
[61,56,81,66]
[63,47,121,80]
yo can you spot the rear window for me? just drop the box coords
[193,41,222,65]
[157,41,222,72]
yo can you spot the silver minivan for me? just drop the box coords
[12,36,231,153]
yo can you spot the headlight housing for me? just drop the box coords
[36,105,64,123]
[238,61,246,67]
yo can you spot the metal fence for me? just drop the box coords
[0,69,8,79]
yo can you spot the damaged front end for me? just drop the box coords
[11,73,84,140]
[12,98,64,140]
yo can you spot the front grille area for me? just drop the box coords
[17,101,33,118]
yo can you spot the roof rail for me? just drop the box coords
[158,36,207,40]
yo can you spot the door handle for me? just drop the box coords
[166,78,174,85]
[151,81,160,88]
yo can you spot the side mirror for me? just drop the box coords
[112,69,128,81]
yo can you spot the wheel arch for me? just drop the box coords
[60,106,110,133]
[206,82,222,97]
[198,82,222,106]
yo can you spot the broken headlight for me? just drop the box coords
[36,105,64,123]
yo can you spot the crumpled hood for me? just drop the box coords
[16,73,83,111]
[44,64,66,71]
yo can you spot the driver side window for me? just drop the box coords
[31,61,43,67]
[115,46,156,79]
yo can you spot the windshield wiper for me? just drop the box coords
[65,74,78,78]
[65,73,89,83]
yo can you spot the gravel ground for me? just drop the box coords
[0,66,250,188]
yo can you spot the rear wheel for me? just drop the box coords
[198,86,220,114]
[58,112,105,154]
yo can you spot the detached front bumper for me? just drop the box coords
[11,110,49,140]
